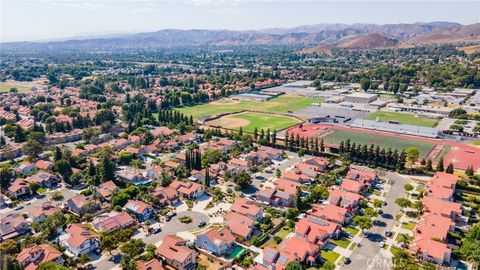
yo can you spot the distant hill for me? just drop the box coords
[1,22,479,52]
[406,23,480,44]
[337,33,399,49]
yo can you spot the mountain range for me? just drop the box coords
[1,22,479,52]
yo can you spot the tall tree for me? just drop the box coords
[436,157,445,172]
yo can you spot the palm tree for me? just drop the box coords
[131,159,143,173]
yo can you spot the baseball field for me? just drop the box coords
[206,112,301,132]
[176,94,322,120]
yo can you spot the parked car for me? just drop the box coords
[379,241,385,248]
[378,210,383,215]
[385,231,392,237]
[198,221,207,227]
[382,202,387,206]
[151,227,161,234]
[14,206,23,210]
[344,258,351,265]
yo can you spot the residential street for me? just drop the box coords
[0,188,77,218]
[342,172,408,270]
[91,211,209,270]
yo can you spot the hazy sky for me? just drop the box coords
[1,0,479,42]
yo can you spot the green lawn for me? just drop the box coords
[0,82,31,93]
[323,129,436,158]
[231,112,300,132]
[344,226,360,236]
[321,250,340,264]
[364,111,438,127]
[401,222,415,230]
[330,237,351,249]
[261,227,291,248]
[176,94,322,119]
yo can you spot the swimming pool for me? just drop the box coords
[456,261,468,270]
[226,245,246,259]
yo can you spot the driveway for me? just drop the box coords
[341,172,407,270]
[92,210,209,270]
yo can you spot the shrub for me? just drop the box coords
[179,216,192,224]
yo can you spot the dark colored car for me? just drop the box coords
[344,258,351,265]
[198,221,207,227]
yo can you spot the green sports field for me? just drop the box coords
[323,129,436,157]
[0,82,31,93]
[364,111,438,127]
[176,94,322,120]
[207,112,301,132]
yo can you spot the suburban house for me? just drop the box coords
[274,178,301,196]
[59,224,99,257]
[410,238,451,265]
[116,170,148,185]
[228,158,249,171]
[0,214,30,241]
[340,178,366,193]
[26,172,59,188]
[136,258,165,270]
[195,227,236,256]
[261,247,296,270]
[346,168,377,184]
[282,171,312,184]
[295,215,341,246]
[255,188,294,207]
[328,187,362,212]
[15,162,37,175]
[170,180,204,200]
[293,162,322,178]
[224,211,255,240]
[152,186,180,206]
[280,236,321,266]
[97,180,119,201]
[231,197,263,221]
[92,211,136,232]
[305,157,330,171]
[8,179,33,199]
[427,172,459,201]
[309,204,351,225]
[421,196,462,219]
[124,200,155,221]
[156,235,196,270]
[29,202,62,223]
[34,160,54,171]
[16,244,63,270]
[66,195,101,216]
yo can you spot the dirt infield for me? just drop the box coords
[207,115,250,129]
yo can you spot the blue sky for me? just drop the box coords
[1,0,479,42]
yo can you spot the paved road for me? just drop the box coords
[342,172,407,270]
[91,211,209,270]
[0,188,77,218]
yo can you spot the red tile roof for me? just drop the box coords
[156,235,193,265]
[16,244,62,270]
[65,224,98,249]
[224,212,254,238]
[231,197,261,217]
